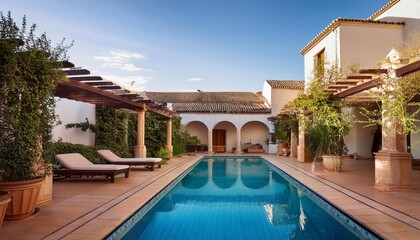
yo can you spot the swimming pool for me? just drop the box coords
[107,157,379,240]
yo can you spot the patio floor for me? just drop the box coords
[0,154,419,239]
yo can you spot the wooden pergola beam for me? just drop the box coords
[63,69,91,76]
[68,76,103,81]
[331,78,382,100]
[56,80,172,117]
[396,60,420,77]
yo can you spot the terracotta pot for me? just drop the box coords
[0,190,12,226]
[0,177,45,220]
[322,155,343,171]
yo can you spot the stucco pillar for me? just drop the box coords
[297,119,306,162]
[166,117,173,157]
[134,109,147,158]
[235,130,242,154]
[290,130,298,158]
[207,130,214,154]
[375,118,412,191]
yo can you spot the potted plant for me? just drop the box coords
[274,117,298,156]
[291,63,352,171]
[0,12,71,220]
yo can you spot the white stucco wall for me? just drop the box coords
[303,28,340,85]
[304,23,405,85]
[340,24,404,69]
[262,81,272,105]
[343,107,377,158]
[374,0,420,41]
[180,113,271,132]
[269,88,302,116]
[53,98,96,146]
[409,105,420,159]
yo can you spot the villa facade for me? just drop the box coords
[300,0,420,159]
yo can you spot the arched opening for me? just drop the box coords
[213,121,237,153]
[185,121,208,152]
[241,121,270,153]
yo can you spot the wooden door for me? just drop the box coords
[213,129,226,152]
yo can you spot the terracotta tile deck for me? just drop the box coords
[0,154,419,239]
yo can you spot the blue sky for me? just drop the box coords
[1,0,390,92]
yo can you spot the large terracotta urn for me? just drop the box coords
[0,177,44,220]
[322,155,343,172]
[0,190,12,226]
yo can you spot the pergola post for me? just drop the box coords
[290,130,298,158]
[134,109,147,158]
[166,117,173,157]
[297,118,307,162]
[375,117,412,191]
[374,57,413,191]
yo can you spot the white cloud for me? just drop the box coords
[102,74,151,91]
[102,62,153,72]
[187,77,204,82]
[94,49,150,72]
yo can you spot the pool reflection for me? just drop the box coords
[121,157,363,240]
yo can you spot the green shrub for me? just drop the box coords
[44,141,104,169]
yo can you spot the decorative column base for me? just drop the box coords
[297,145,305,162]
[235,150,243,154]
[298,146,312,163]
[166,146,173,157]
[374,151,412,191]
[206,151,214,155]
[134,145,147,158]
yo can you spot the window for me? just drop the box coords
[314,48,325,78]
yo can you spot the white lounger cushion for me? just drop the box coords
[55,153,129,170]
[97,150,162,163]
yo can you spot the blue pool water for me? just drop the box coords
[109,157,379,240]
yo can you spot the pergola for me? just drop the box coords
[328,59,420,191]
[54,61,174,157]
[270,58,419,191]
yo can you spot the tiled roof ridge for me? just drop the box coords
[300,17,404,55]
[145,91,267,103]
[266,80,304,89]
[368,0,400,20]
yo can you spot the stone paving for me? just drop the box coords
[0,154,418,239]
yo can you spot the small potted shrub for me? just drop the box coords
[0,12,71,219]
[291,63,352,171]
[274,118,298,156]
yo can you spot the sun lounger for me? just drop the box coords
[54,153,130,183]
[97,150,162,171]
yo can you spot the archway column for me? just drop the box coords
[290,130,298,158]
[207,130,214,154]
[166,117,173,157]
[235,130,242,154]
[134,109,147,158]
